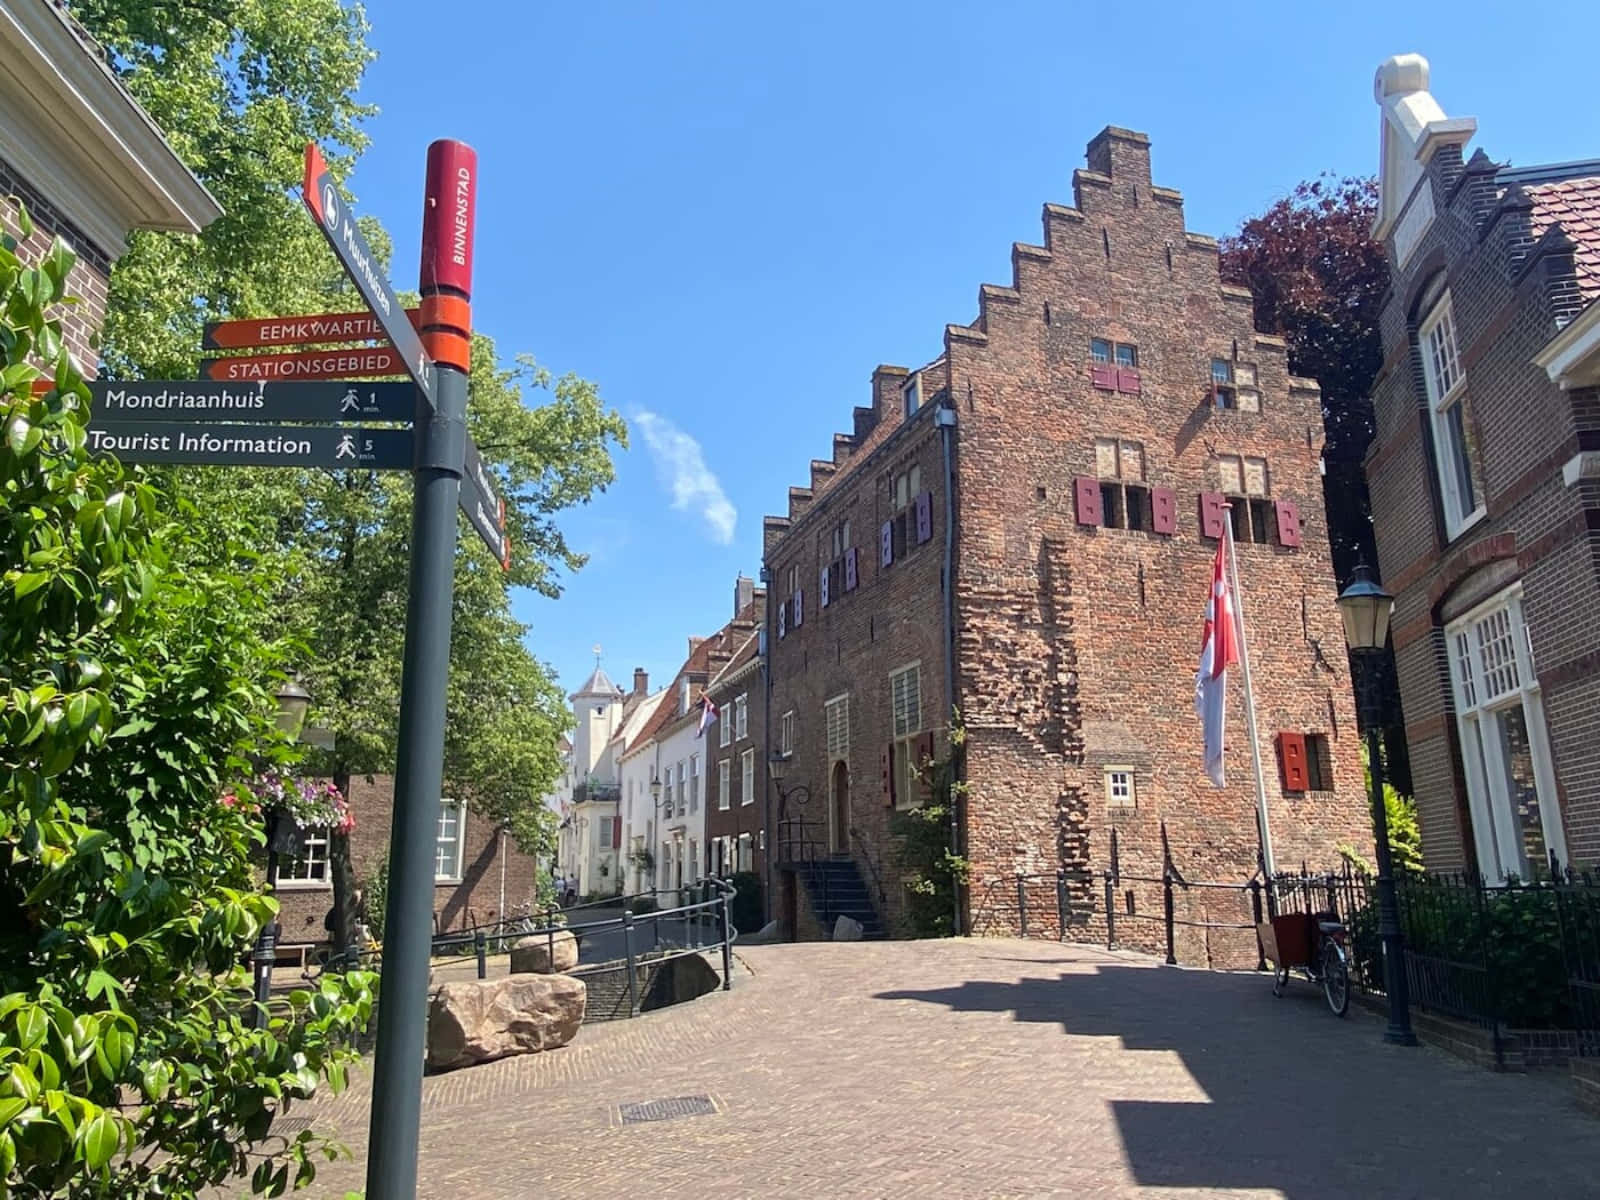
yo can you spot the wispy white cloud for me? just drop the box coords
[632,410,737,545]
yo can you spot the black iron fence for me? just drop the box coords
[1268,863,1600,1048]
[971,870,1096,940]
[422,880,736,1019]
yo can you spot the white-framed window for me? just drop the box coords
[281,827,331,885]
[737,833,754,872]
[679,677,691,715]
[719,703,731,747]
[436,799,465,881]
[675,761,685,813]
[1105,768,1136,808]
[1418,289,1481,538]
[689,755,699,812]
[718,758,731,811]
[688,839,699,884]
[1215,453,1274,545]
[825,693,849,762]
[597,815,613,849]
[903,373,921,418]
[889,663,923,810]
[1445,585,1566,880]
[735,693,748,740]
[893,465,922,513]
[780,709,795,756]
[740,747,755,806]
[1091,338,1137,367]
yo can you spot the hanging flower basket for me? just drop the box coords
[235,773,354,855]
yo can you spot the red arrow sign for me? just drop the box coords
[199,347,408,382]
[202,308,421,351]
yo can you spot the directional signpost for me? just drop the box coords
[203,307,420,351]
[303,143,434,405]
[199,345,409,382]
[85,422,413,469]
[91,379,416,423]
[461,435,509,569]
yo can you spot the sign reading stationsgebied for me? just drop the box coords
[200,346,408,383]
[302,143,433,403]
[90,379,416,424]
[86,422,413,470]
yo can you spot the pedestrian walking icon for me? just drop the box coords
[341,387,361,413]
[336,433,358,461]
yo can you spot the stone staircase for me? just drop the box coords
[799,856,886,939]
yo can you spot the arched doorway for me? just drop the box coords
[829,760,850,854]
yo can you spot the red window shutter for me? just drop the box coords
[882,744,895,807]
[1151,486,1176,535]
[844,546,858,591]
[1074,476,1103,527]
[1277,731,1309,792]
[1275,498,1302,548]
[1198,491,1226,540]
[1090,364,1117,390]
[1116,367,1142,395]
[819,562,830,608]
[613,816,622,849]
[915,490,933,544]
[880,520,894,568]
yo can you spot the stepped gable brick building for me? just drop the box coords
[1365,54,1600,879]
[765,125,1370,950]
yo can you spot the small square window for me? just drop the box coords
[1125,485,1151,532]
[1100,481,1123,529]
[1115,343,1138,368]
[1091,338,1112,364]
[1212,359,1236,409]
[904,375,921,418]
[1106,769,1136,807]
[1212,359,1234,385]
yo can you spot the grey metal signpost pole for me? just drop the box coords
[364,362,464,1199]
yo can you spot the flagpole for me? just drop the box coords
[1223,507,1276,877]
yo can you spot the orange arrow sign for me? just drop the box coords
[202,308,421,351]
[200,346,409,382]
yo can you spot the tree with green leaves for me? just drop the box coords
[1,220,372,1196]
[67,0,628,940]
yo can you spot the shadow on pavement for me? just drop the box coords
[876,960,1598,1199]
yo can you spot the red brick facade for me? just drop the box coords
[1,152,112,375]
[272,775,543,948]
[767,127,1371,955]
[704,582,768,883]
[1367,108,1600,874]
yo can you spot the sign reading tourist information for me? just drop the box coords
[90,379,416,423]
[302,143,433,402]
[200,346,409,383]
[86,422,413,469]
[460,434,509,568]
[202,308,421,351]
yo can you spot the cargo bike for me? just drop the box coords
[1256,909,1351,1017]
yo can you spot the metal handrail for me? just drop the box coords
[849,825,889,908]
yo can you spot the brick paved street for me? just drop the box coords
[286,939,1599,1198]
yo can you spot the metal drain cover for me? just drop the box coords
[618,1094,718,1125]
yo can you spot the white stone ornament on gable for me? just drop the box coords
[1372,54,1478,257]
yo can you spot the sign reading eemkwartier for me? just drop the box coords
[87,422,413,470]
[90,380,416,424]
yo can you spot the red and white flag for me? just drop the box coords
[1195,540,1239,787]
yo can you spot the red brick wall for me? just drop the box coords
[767,126,1371,954]
[0,152,111,375]
[273,775,544,945]
[706,661,769,880]
[949,127,1367,953]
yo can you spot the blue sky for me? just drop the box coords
[344,0,1599,698]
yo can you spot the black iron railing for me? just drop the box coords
[849,825,889,909]
[421,880,737,1017]
[1268,862,1600,1048]
[971,869,1095,940]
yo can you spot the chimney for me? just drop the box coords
[1085,126,1152,187]
[632,667,648,696]
[734,574,755,617]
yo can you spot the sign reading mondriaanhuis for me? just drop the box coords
[91,379,415,423]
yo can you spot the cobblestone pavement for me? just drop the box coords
[283,939,1599,1198]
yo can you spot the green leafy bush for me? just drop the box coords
[0,220,372,1196]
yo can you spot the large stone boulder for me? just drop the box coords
[509,929,578,974]
[426,974,585,1071]
[833,915,864,941]
[740,919,781,945]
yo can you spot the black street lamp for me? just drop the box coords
[1336,564,1417,1047]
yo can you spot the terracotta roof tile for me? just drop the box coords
[1526,175,1600,303]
